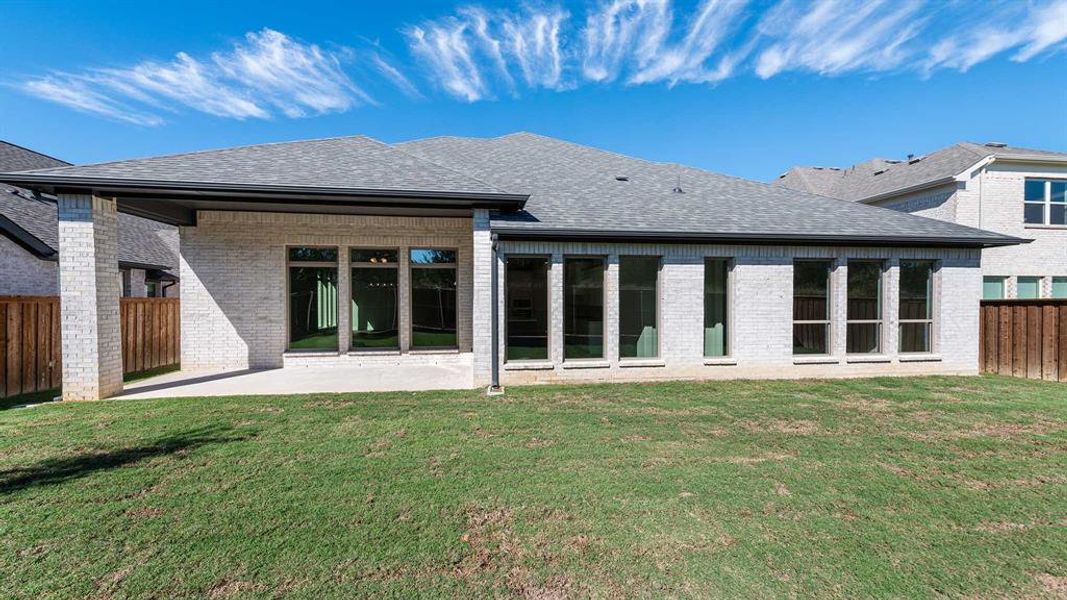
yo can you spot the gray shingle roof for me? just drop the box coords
[397,133,1020,246]
[774,142,1067,202]
[10,135,506,196]
[0,141,178,271]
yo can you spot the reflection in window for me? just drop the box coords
[410,249,457,348]
[899,260,935,353]
[506,257,549,361]
[793,260,832,355]
[1024,179,1067,225]
[619,257,659,358]
[704,259,729,357]
[564,258,604,359]
[1017,276,1041,299]
[1053,277,1067,299]
[983,276,1006,300]
[288,247,338,350]
[847,261,882,354]
[351,249,399,349]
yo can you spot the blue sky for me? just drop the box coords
[2,0,1065,181]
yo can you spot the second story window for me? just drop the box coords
[1024,179,1066,226]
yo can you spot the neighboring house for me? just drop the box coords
[1,133,1023,400]
[775,142,1067,299]
[0,141,179,297]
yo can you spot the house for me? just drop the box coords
[775,142,1067,299]
[0,140,179,297]
[0,133,1024,400]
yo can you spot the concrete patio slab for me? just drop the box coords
[118,364,474,399]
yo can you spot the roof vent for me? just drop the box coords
[908,155,923,164]
[873,169,887,176]
[985,141,1007,148]
[615,176,629,182]
[906,153,914,160]
[672,175,685,194]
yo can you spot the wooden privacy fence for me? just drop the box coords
[0,296,180,398]
[980,299,1067,382]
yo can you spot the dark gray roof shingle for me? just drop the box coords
[397,133,1019,245]
[775,142,1067,202]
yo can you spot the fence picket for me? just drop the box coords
[981,299,1067,383]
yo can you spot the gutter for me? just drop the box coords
[492,228,1028,249]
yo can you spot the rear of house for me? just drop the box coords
[1,133,1023,400]
[775,142,1067,299]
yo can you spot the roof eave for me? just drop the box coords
[0,213,56,258]
[855,176,958,205]
[492,227,1028,249]
[0,174,529,209]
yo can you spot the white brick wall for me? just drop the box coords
[496,241,981,384]
[180,211,476,374]
[0,235,58,295]
[57,194,123,400]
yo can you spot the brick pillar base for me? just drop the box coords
[58,194,123,400]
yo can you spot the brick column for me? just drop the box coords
[832,258,848,356]
[471,209,493,386]
[337,250,351,352]
[605,255,620,362]
[885,258,901,356]
[57,193,123,400]
[550,253,564,362]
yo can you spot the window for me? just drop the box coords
[120,269,131,298]
[288,247,338,350]
[1017,276,1041,299]
[847,261,883,354]
[410,248,457,348]
[506,256,549,361]
[146,281,159,298]
[1053,277,1067,299]
[619,256,659,358]
[704,259,729,357]
[899,260,935,353]
[1024,179,1067,225]
[351,249,399,349]
[564,257,604,359]
[793,260,832,355]
[983,276,1006,300]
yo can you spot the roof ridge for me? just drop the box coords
[0,140,71,168]
[13,134,383,174]
[389,138,511,194]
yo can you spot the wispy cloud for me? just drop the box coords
[21,29,371,125]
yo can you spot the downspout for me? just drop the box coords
[489,233,503,394]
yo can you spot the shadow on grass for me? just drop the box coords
[0,425,251,495]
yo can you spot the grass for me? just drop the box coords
[1,375,1064,598]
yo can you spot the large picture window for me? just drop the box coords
[793,260,832,355]
[1024,179,1067,225]
[351,249,399,349]
[846,261,883,354]
[410,248,458,348]
[704,259,729,357]
[564,257,604,359]
[619,256,659,358]
[506,256,549,361]
[288,247,338,350]
[899,260,935,353]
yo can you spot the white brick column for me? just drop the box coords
[605,255,620,362]
[57,193,123,400]
[832,258,848,356]
[550,253,564,362]
[471,209,493,386]
[885,258,901,356]
[337,250,351,352]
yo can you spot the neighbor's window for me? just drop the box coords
[847,261,883,354]
[899,260,935,353]
[619,256,659,358]
[288,247,339,350]
[505,256,549,361]
[793,260,832,355]
[410,248,457,348]
[1017,276,1041,299]
[351,249,399,349]
[983,276,1006,300]
[146,281,159,298]
[1053,277,1067,299]
[564,257,605,359]
[704,258,729,357]
[1024,179,1067,225]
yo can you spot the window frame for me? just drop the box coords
[792,258,834,356]
[846,259,885,355]
[285,245,340,353]
[703,257,733,358]
[349,247,401,351]
[408,247,459,350]
[618,255,662,360]
[1024,178,1067,226]
[898,259,938,355]
[504,254,552,363]
[562,255,607,362]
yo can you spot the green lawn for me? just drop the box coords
[1,376,1065,598]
